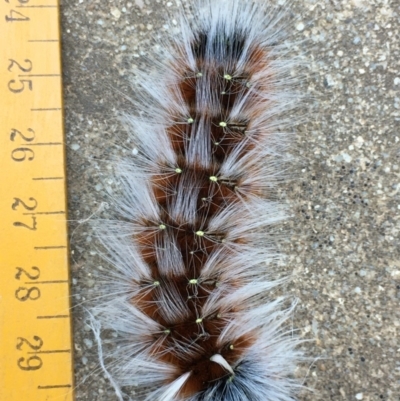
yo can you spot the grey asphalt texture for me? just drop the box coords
[62,0,400,400]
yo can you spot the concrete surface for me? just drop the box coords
[62,0,400,400]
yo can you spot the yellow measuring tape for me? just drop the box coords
[0,1,74,400]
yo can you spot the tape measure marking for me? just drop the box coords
[0,1,74,400]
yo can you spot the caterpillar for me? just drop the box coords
[90,1,306,400]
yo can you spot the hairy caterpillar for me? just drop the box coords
[90,1,306,400]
